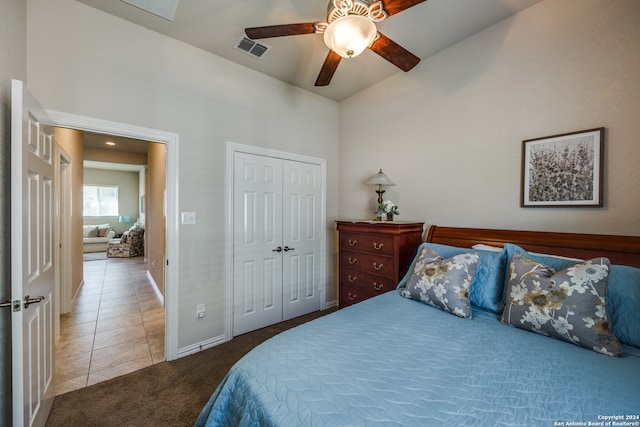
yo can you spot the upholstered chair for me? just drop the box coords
[107,227,145,258]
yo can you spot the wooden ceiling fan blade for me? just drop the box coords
[315,51,342,86]
[245,23,318,39]
[369,33,420,72]
[382,0,427,17]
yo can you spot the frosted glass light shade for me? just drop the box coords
[323,15,377,58]
[366,169,395,186]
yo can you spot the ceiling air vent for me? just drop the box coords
[234,37,271,59]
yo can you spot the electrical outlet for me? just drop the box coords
[196,303,205,319]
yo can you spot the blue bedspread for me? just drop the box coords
[195,291,640,426]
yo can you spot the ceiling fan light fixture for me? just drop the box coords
[323,15,377,58]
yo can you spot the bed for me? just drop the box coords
[196,225,640,427]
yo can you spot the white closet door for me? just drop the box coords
[232,152,284,336]
[281,160,322,321]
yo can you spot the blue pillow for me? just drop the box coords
[398,243,507,314]
[504,243,640,348]
[503,243,580,272]
[608,265,640,348]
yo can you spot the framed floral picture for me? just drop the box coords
[520,127,604,207]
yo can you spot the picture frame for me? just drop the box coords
[520,127,604,207]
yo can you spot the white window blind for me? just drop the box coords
[83,185,119,216]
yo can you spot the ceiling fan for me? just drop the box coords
[245,0,426,86]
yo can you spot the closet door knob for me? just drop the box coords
[283,246,295,252]
[272,246,283,252]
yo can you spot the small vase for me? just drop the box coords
[386,213,393,221]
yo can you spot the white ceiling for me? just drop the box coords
[73,0,542,102]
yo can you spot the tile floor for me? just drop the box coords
[55,255,165,395]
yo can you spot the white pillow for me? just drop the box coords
[83,225,99,238]
[471,244,502,252]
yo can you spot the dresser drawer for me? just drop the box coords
[339,232,395,256]
[339,268,393,295]
[339,250,394,278]
[339,284,375,308]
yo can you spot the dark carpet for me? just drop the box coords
[46,308,335,427]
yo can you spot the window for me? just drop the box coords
[83,185,118,216]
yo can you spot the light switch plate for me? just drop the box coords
[196,303,205,318]
[181,211,196,225]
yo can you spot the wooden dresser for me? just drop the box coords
[336,221,424,308]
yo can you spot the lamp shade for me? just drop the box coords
[118,215,131,224]
[366,169,395,186]
[323,15,377,58]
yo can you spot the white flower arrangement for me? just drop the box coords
[377,200,399,219]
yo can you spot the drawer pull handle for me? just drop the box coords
[373,282,383,291]
[348,275,357,283]
[373,262,384,271]
[348,239,358,246]
[348,257,357,264]
[373,242,384,250]
[348,292,358,301]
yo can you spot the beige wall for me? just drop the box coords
[28,0,639,358]
[27,0,340,351]
[1,0,27,418]
[147,143,165,295]
[339,0,640,236]
[55,128,85,301]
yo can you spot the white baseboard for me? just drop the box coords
[146,270,164,305]
[177,334,228,358]
[325,299,338,310]
[70,279,85,310]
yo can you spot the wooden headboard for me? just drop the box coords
[425,225,640,268]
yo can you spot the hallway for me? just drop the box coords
[55,256,165,395]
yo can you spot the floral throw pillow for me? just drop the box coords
[400,247,479,318]
[502,253,622,356]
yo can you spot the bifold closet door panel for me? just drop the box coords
[232,152,284,336]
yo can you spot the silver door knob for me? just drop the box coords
[24,295,45,309]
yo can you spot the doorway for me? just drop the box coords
[45,111,180,363]
[56,149,72,341]
[55,131,167,394]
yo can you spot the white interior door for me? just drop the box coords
[11,79,56,427]
[233,152,284,336]
[281,160,322,320]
